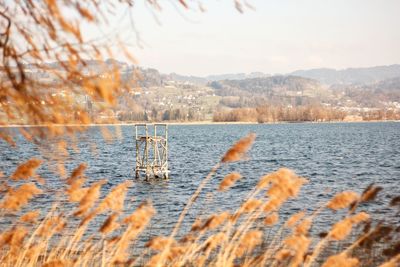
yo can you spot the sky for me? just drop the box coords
[85,0,400,76]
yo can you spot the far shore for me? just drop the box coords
[0,120,399,128]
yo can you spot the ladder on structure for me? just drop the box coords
[134,124,169,180]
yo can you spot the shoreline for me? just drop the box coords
[0,120,399,128]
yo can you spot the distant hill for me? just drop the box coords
[205,72,269,81]
[24,59,400,108]
[166,73,208,85]
[357,76,400,104]
[207,75,333,107]
[170,65,400,86]
[371,76,400,92]
[210,75,323,95]
[163,72,270,85]
[291,65,400,85]
[327,76,400,107]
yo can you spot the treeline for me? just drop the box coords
[213,105,347,122]
[213,105,400,122]
[360,109,400,121]
[117,106,400,123]
[117,108,205,122]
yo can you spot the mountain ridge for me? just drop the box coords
[290,64,400,85]
[161,64,400,86]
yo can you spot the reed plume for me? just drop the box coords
[264,212,279,225]
[285,211,306,228]
[11,158,42,180]
[20,210,40,223]
[322,253,359,267]
[99,213,119,235]
[67,163,87,184]
[218,172,242,191]
[0,183,42,211]
[327,191,359,210]
[74,179,106,217]
[221,133,256,163]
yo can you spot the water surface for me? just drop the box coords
[1,122,399,237]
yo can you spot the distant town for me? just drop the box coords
[2,59,400,124]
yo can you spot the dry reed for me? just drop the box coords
[4,1,396,264]
[0,134,399,267]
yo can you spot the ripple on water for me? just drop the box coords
[0,122,399,237]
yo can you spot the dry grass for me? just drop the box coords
[0,134,399,267]
[1,2,396,265]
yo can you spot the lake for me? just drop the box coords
[1,122,399,239]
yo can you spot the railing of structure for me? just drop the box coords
[134,124,169,180]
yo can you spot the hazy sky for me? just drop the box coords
[87,0,400,76]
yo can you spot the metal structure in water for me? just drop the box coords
[134,124,169,180]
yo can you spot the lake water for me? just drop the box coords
[1,122,399,239]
